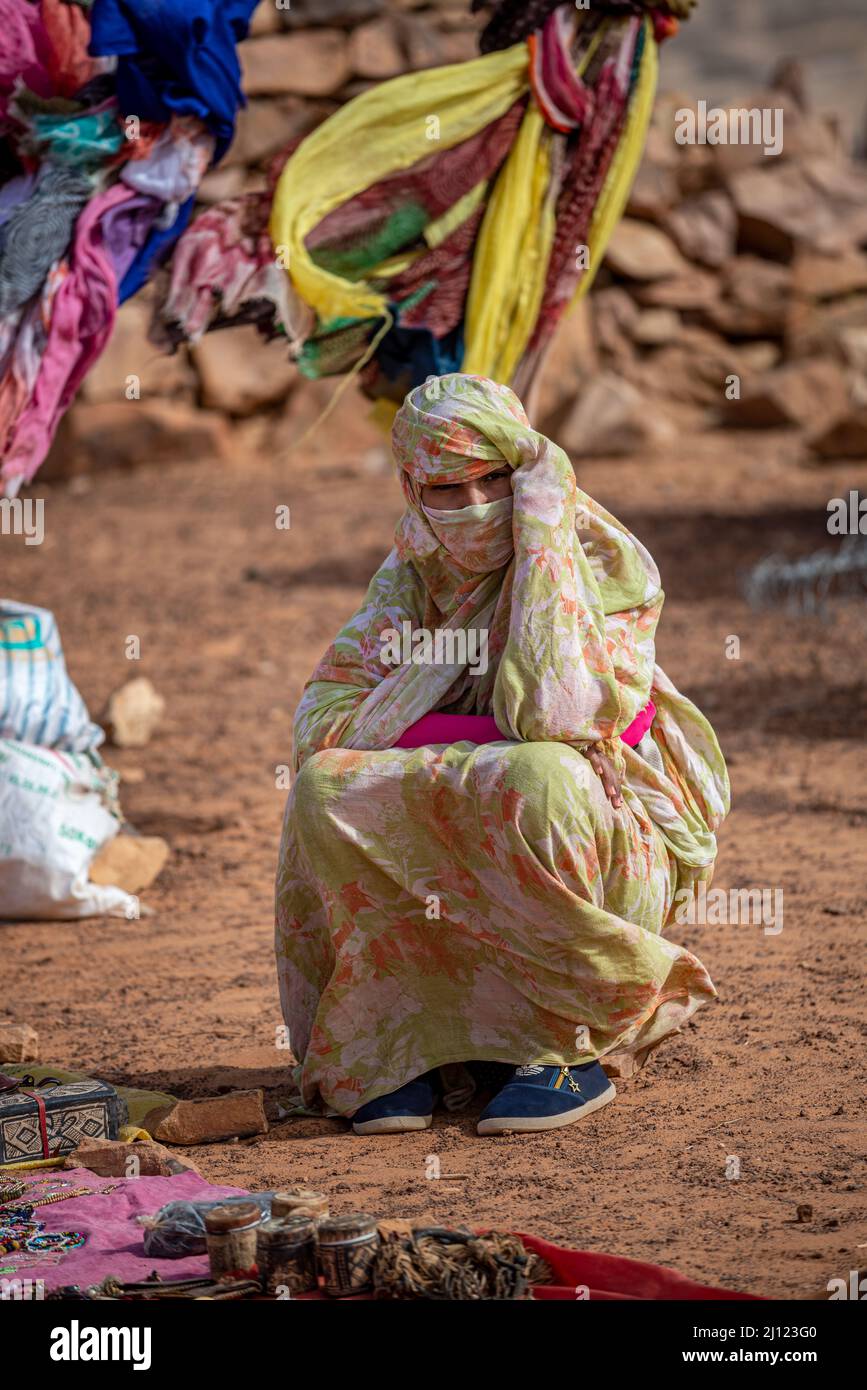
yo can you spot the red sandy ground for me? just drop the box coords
[3,392,865,1299]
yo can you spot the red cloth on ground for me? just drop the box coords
[516,1232,762,1301]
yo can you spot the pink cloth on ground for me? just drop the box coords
[9,1167,248,1291]
[394,701,656,750]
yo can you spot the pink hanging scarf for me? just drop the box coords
[1,183,131,492]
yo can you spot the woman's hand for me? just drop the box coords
[584,746,623,809]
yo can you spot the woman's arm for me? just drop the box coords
[292,551,427,770]
[492,439,661,746]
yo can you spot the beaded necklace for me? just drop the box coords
[0,1175,119,1271]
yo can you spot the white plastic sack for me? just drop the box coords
[0,739,138,920]
[0,600,104,752]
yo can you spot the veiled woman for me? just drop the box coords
[275,373,728,1136]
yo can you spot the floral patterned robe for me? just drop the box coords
[275,374,729,1114]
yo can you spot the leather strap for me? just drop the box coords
[20,1089,54,1158]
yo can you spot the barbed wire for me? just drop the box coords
[743,536,867,616]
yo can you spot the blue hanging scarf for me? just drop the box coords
[88,0,258,161]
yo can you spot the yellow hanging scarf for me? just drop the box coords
[269,47,527,329]
[462,101,555,383]
[464,18,658,379]
[269,17,658,389]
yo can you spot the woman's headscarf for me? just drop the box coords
[391,372,660,622]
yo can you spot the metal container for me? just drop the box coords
[257,1216,318,1296]
[317,1213,380,1297]
[271,1188,330,1226]
[203,1201,262,1282]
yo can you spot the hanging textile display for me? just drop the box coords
[1,1,696,493]
[153,2,694,414]
[0,0,258,496]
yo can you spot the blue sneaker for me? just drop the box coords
[351,1073,437,1135]
[476,1062,615,1135]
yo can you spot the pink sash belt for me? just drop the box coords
[394,701,656,750]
